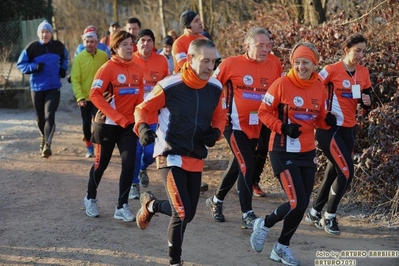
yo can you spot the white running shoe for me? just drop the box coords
[250,218,270,252]
[129,184,140,199]
[114,203,135,222]
[83,196,99,218]
[270,243,300,266]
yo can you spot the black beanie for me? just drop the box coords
[180,10,197,29]
[136,29,155,42]
[162,36,173,46]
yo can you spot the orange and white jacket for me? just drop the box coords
[213,53,281,139]
[318,61,371,128]
[172,33,206,74]
[259,74,328,153]
[90,55,144,128]
[132,51,170,124]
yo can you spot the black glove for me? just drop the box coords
[36,63,45,72]
[281,123,302,139]
[199,128,220,147]
[324,112,337,127]
[138,123,157,146]
[59,68,67,78]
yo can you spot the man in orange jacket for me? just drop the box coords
[172,10,207,74]
[129,29,170,200]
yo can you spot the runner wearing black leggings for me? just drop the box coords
[17,20,69,157]
[306,34,373,235]
[31,89,60,154]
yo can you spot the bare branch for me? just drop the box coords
[340,0,389,25]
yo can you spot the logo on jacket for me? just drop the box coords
[293,96,304,107]
[243,75,254,86]
[342,80,351,89]
[117,74,127,83]
[263,92,274,106]
[92,79,103,88]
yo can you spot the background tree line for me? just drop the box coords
[0,0,392,56]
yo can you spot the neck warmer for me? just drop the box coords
[181,61,208,89]
[286,68,318,89]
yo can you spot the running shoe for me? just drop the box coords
[83,196,99,218]
[129,183,140,199]
[206,197,225,222]
[253,183,266,197]
[250,218,270,252]
[136,191,156,230]
[139,170,149,187]
[270,243,300,266]
[305,210,323,229]
[322,216,340,235]
[114,204,135,222]
[241,211,258,229]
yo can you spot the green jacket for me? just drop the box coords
[71,49,108,102]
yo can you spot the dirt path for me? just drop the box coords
[0,84,398,266]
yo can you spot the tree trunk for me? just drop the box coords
[198,0,204,24]
[113,0,118,24]
[159,0,166,37]
[304,0,328,25]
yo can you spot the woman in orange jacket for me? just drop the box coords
[83,30,144,222]
[306,33,372,236]
[250,42,336,266]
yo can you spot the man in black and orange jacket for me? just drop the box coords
[133,38,226,266]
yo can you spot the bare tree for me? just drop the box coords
[113,0,118,23]
[159,0,166,37]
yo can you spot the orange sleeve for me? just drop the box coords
[212,93,227,139]
[134,84,166,135]
[172,39,188,73]
[258,80,284,134]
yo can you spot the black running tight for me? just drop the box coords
[264,154,316,246]
[215,129,258,213]
[313,126,355,214]
[153,166,201,265]
[88,124,137,208]
[31,89,60,145]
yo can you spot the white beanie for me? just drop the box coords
[81,31,98,41]
[37,20,53,37]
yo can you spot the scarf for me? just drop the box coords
[181,61,208,89]
[286,68,318,89]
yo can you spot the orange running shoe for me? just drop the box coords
[136,191,156,230]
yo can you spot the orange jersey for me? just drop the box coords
[259,75,328,153]
[90,55,144,128]
[318,61,371,127]
[268,53,283,76]
[172,33,206,73]
[213,54,281,139]
[133,51,170,124]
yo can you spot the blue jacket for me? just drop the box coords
[17,40,69,92]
